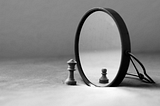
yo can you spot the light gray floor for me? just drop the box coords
[0,53,160,106]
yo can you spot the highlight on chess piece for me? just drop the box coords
[99,68,109,84]
[65,59,77,85]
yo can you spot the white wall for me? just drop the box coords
[0,0,160,58]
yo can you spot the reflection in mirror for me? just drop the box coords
[79,11,121,86]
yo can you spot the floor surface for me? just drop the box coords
[0,53,160,106]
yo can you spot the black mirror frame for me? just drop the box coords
[74,7,131,87]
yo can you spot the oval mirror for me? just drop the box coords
[75,8,131,87]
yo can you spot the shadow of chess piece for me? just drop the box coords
[99,69,109,84]
[65,59,77,85]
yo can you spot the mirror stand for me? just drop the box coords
[126,51,155,83]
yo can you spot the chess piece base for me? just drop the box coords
[65,78,77,85]
[99,78,109,84]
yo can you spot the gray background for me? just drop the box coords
[0,0,160,58]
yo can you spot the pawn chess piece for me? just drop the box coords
[99,68,109,84]
[65,59,77,85]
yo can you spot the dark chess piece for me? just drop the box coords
[65,59,77,85]
[99,68,109,84]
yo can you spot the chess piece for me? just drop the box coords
[65,59,77,85]
[99,68,109,84]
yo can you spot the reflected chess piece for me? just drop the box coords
[65,59,77,85]
[99,69,109,84]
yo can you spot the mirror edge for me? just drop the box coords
[74,7,131,87]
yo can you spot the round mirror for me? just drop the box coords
[75,8,131,87]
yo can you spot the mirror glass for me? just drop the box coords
[79,11,122,86]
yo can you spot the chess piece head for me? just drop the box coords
[67,59,77,71]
